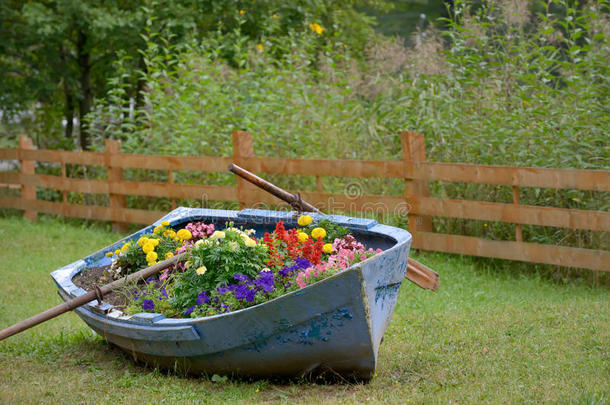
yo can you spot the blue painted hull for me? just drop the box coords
[51,208,412,379]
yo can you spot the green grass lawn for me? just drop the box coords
[0,215,608,404]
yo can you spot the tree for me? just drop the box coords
[0,0,388,150]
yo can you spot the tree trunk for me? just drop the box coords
[64,89,74,140]
[77,30,92,150]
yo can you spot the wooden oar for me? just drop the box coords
[0,253,185,342]
[228,163,439,291]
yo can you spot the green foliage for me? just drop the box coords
[124,279,176,316]
[109,223,181,277]
[170,227,268,309]
[304,219,350,242]
[0,0,386,149]
[112,242,147,275]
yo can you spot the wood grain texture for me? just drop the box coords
[233,131,256,209]
[412,231,610,271]
[105,139,128,233]
[409,196,610,232]
[0,196,164,225]
[401,131,432,233]
[19,137,37,221]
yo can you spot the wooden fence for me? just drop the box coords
[0,132,608,271]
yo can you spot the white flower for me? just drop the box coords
[243,237,257,248]
[210,231,226,240]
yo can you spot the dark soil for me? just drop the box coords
[72,265,133,309]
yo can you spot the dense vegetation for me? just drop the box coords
[1,0,608,253]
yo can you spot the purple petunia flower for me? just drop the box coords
[253,271,275,293]
[221,303,231,312]
[279,257,311,278]
[234,284,256,302]
[217,285,233,295]
[233,274,249,282]
[142,299,155,311]
[184,306,196,315]
[295,257,311,269]
[196,290,210,305]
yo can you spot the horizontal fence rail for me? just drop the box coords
[0,132,608,271]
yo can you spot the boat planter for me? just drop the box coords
[51,207,412,379]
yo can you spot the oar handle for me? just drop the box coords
[0,253,186,342]
[229,164,321,213]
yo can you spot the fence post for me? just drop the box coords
[400,131,432,237]
[232,131,255,209]
[105,138,128,233]
[512,186,523,242]
[19,136,37,222]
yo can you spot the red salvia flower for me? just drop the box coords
[301,238,314,264]
[311,238,324,265]
[274,221,289,243]
[263,232,283,268]
[286,228,301,260]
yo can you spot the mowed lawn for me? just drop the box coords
[0,215,608,404]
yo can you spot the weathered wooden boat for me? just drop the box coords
[50,207,412,379]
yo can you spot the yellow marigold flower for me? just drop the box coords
[239,9,245,15]
[114,249,121,256]
[142,242,155,254]
[150,238,160,247]
[229,241,239,251]
[309,23,324,35]
[177,229,192,241]
[297,215,313,226]
[311,227,326,240]
[105,251,114,258]
[272,13,278,18]
[165,252,174,259]
[297,231,309,243]
[146,251,158,263]
[210,231,226,240]
[322,243,333,254]
[196,265,207,275]
[256,43,264,51]
[153,225,163,234]
[120,242,131,252]
[161,220,170,226]
[137,236,148,247]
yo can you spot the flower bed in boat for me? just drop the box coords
[76,215,382,318]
